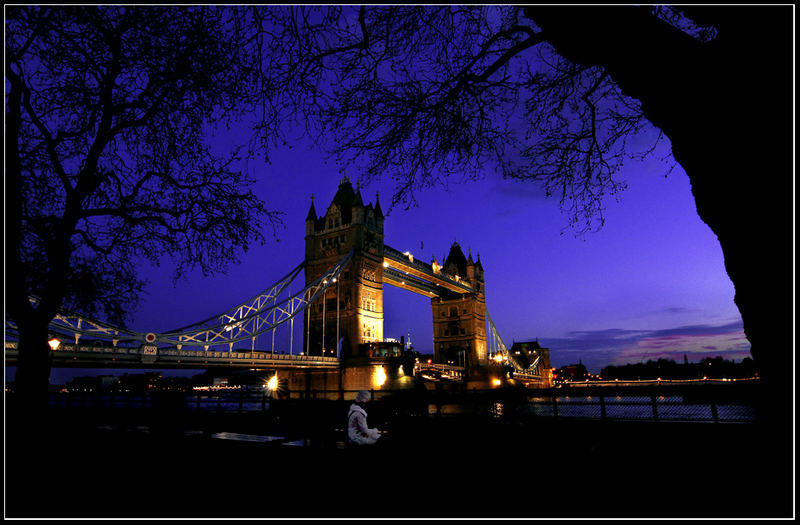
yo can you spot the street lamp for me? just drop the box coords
[335,277,340,358]
[48,338,60,351]
[322,280,327,356]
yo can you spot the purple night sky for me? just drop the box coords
[4,7,752,386]
[42,123,747,384]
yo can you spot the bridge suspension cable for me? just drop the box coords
[6,251,354,353]
[5,296,142,346]
[485,308,541,376]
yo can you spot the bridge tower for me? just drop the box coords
[304,176,385,357]
[431,242,488,369]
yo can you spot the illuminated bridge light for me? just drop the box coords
[374,366,387,388]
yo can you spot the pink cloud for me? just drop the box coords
[615,331,750,364]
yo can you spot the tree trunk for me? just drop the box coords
[13,314,55,413]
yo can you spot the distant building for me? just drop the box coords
[555,361,589,381]
[118,372,162,392]
[66,374,119,392]
[365,340,404,358]
[509,340,551,371]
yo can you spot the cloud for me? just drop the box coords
[617,331,750,363]
[661,306,696,315]
[539,320,749,372]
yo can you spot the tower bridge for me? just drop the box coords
[6,176,552,391]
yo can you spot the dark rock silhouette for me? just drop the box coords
[525,6,793,425]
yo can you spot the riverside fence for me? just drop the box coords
[35,381,763,424]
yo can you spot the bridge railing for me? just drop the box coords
[5,340,340,359]
[157,348,339,362]
[4,341,341,368]
[413,362,465,380]
[413,362,465,373]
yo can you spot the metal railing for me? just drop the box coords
[523,393,758,423]
[36,386,761,423]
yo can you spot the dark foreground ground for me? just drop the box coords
[5,401,794,519]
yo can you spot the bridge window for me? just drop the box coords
[449,307,458,317]
[361,296,376,312]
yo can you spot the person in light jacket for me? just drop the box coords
[348,390,380,446]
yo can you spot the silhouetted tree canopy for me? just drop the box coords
[250,6,669,232]
[600,357,758,381]
[5,6,280,404]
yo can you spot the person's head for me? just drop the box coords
[355,390,371,405]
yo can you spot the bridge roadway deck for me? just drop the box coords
[383,245,474,296]
[4,341,340,369]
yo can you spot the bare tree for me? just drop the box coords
[5,6,281,407]
[250,6,663,231]
[251,5,792,418]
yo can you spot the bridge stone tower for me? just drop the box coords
[431,242,488,369]
[304,176,385,357]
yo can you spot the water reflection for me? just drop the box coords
[48,392,758,422]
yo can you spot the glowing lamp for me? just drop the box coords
[374,366,387,387]
[48,338,60,351]
[492,378,502,387]
[267,375,278,391]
